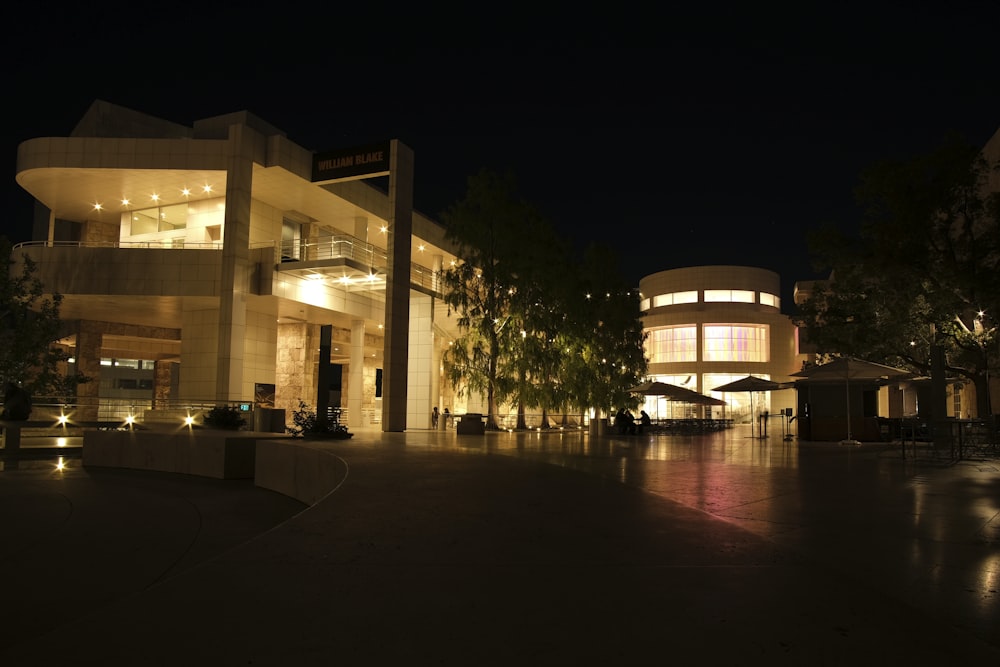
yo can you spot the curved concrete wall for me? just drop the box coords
[82,430,346,507]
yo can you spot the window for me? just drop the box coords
[116,378,154,390]
[646,326,697,363]
[650,291,698,308]
[704,289,755,303]
[129,203,189,234]
[703,324,769,362]
[759,292,780,308]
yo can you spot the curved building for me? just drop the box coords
[638,266,805,425]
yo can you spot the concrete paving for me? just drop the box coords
[2,425,1000,666]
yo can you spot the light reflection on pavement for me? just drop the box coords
[451,424,1000,647]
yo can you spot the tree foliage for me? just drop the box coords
[558,243,647,418]
[0,238,87,396]
[440,169,647,428]
[796,135,1000,415]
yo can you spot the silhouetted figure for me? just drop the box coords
[638,410,652,433]
[615,408,636,435]
[443,408,452,428]
[432,406,440,428]
[2,382,32,421]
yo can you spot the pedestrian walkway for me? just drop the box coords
[2,425,999,665]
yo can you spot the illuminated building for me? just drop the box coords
[13,100,466,430]
[639,266,807,424]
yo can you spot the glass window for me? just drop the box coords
[650,291,699,307]
[645,326,697,363]
[158,203,187,231]
[674,291,698,304]
[705,289,755,303]
[128,204,188,234]
[130,210,158,235]
[760,292,779,308]
[703,324,769,362]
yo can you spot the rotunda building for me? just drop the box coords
[638,266,806,425]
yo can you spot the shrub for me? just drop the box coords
[203,405,247,430]
[287,400,352,439]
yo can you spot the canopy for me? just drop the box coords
[791,357,912,383]
[627,381,726,406]
[791,357,912,445]
[711,375,792,393]
[710,375,792,439]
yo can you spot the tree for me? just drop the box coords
[796,135,1000,417]
[441,169,554,429]
[558,243,647,422]
[0,237,88,396]
[440,169,647,430]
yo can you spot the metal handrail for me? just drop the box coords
[15,238,440,293]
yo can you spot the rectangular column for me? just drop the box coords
[381,140,413,431]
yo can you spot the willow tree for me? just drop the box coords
[441,169,563,429]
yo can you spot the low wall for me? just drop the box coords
[254,440,347,505]
[82,430,345,506]
[82,430,280,479]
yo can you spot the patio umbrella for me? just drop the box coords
[627,381,674,422]
[711,375,791,439]
[791,357,912,445]
[627,381,725,422]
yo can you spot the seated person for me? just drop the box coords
[638,410,652,433]
[615,408,637,435]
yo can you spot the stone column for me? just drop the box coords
[74,322,103,421]
[153,360,174,410]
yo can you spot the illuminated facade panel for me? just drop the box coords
[703,324,769,362]
[651,291,698,308]
[704,289,754,303]
[646,326,697,363]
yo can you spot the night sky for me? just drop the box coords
[5,4,999,306]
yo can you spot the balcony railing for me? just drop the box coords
[14,238,441,294]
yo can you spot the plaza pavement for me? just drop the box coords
[2,424,999,666]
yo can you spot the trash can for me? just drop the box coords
[456,413,485,434]
[588,417,608,437]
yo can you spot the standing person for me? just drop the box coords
[432,406,440,428]
[443,408,451,428]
